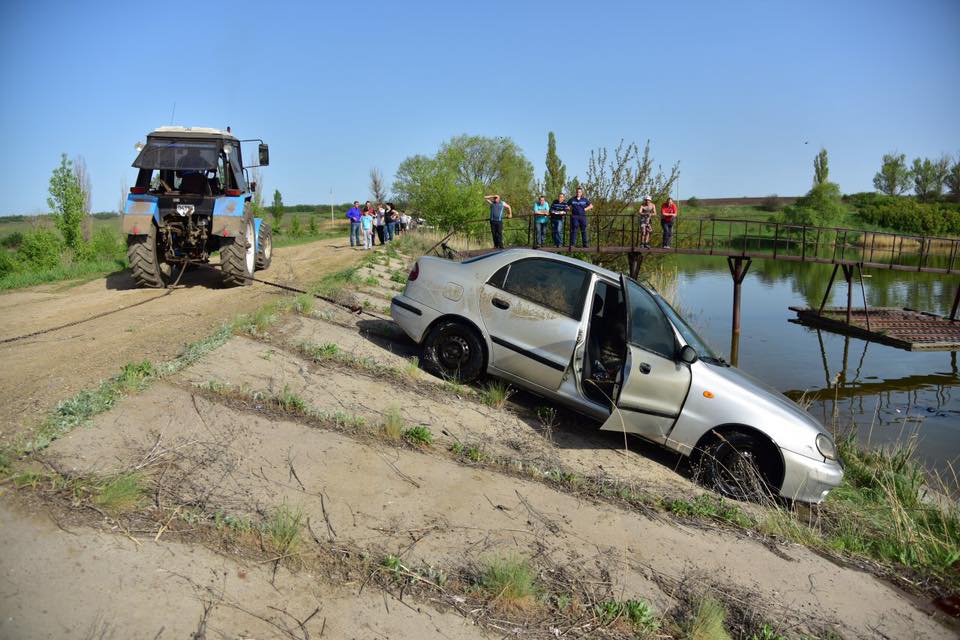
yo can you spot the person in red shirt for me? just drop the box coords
[660,197,679,248]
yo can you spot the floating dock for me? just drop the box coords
[790,306,960,351]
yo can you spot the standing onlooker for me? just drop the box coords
[660,197,678,248]
[385,203,399,241]
[484,194,512,249]
[549,192,570,247]
[374,205,386,245]
[399,211,410,235]
[361,207,374,249]
[638,196,656,249]
[346,200,362,248]
[568,187,593,248]
[532,195,549,248]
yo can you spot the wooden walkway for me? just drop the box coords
[790,307,960,352]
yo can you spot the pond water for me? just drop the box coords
[664,254,960,475]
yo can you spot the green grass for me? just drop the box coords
[291,293,315,315]
[594,599,659,633]
[363,275,380,287]
[275,386,308,413]
[231,302,281,336]
[685,596,732,640]
[402,425,433,446]
[213,510,255,534]
[664,494,752,528]
[263,503,303,555]
[477,555,538,603]
[0,257,127,291]
[390,269,407,284]
[94,472,146,514]
[480,380,513,409]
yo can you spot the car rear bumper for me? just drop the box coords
[391,295,437,343]
[779,448,844,503]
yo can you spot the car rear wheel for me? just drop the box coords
[697,429,778,502]
[422,320,485,383]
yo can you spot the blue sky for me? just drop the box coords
[1,0,957,214]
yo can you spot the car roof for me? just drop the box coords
[148,126,238,141]
[491,248,622,281]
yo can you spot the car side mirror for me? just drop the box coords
[258,143,270,166]
[679,345,699,364]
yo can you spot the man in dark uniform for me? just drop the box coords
[568,187,593,248]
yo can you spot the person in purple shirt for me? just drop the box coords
[345,200,362,248]
[568,187,593,248]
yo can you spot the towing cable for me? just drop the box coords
[0,256,389,346]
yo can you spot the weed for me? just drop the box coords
[232,303,279,336]
[381,554,403,574]
[315,342,341,358]
[275,386,308,414]
[390,269,407,284]
[450,442,465,455]
[116,360,155,392]
[595,598,659,632]
[480,380,513,409]
[466,445,485,463]
[402,425,433,446]
[213,510,254,534]
[263,503,303,555]
[381,407,405,440]
[291,293,315,315]
[402,356,420,379]
[94,472,145,514]
[536,406,558,443]
[686,596,732,640]
[363,275,379,287]
[442,379,465,396]
[665,494,752,528]
[477,555,537,604]
[749,624,787,640]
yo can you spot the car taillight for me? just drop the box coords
[225,189,242,196]
[408,262,419,281]
[130,187,148,194]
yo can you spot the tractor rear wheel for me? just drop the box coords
[221,217,255,287]
[127,223,173,288]
[255,221,272,270]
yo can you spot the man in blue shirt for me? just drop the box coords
[568,187,593,248]
[532,195,549,248]
[345,200,362,247]
[549,193,570,247]
[484,194,512,249]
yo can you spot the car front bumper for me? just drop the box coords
[779,448,844,504]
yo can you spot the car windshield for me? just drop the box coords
[133,140,220,171]
[652,292,725,365]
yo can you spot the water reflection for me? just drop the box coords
[666,254,960,472]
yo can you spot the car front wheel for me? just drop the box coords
[422,321,485,383]
[698,429,778,502]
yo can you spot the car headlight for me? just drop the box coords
[816,433,837,461]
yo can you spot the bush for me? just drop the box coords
[853,197,960,236]
[16,228,63,270]
[0,250,18,277]
[289,217,303,237]
[782,182,845,227]
[1,231,24,249]
[760,194,783,212]
[88,227,122,260]
[685,196,701,208]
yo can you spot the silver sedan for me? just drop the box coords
[391,249,843,503]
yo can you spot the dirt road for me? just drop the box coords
[0,238,355,444]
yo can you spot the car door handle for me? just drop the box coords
[638,362,651,374]
[492,297,510,310]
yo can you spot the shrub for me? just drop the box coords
[308,217,319,235]
[781,182,845,227]
[685,196,701,208]
[0,250,17,277]
[289,217,303,237]
[88,226,122,260]
[759,194,783,212]
[853,196,960,235]
[16,228,63,270]
[1,231,24,249]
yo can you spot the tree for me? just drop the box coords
[813,148,829,186]
[543,131,566,199]
[393,134,534,229]
[945,155,960,201]
[118,176,128,215]
[911,156,950,202]
[47,153,86,250]
[250,168,264,215]
[369,167,386,203]
[582,140,679,216]
[873,152,912,196]
[271,189,284,227]
[73,155,92,241]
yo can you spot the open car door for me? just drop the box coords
[599,276,692,444]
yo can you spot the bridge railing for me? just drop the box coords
[451,214,960,273]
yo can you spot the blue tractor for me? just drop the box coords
[122,126,272,287]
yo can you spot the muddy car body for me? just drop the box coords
[392,249,843,503]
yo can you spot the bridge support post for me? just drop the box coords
[818,264,840,316]
[727,256,752,336]
[951,282,960,322]
[628,253,644,280]
[841,265,854,325]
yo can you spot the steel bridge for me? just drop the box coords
[448,214,960,357]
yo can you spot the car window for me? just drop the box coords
[493,258,589,319]
[625,279,676,358]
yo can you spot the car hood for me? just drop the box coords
[707,362,830,437]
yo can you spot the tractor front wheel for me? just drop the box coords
[127,223,173,288]
[221,218,255,287]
